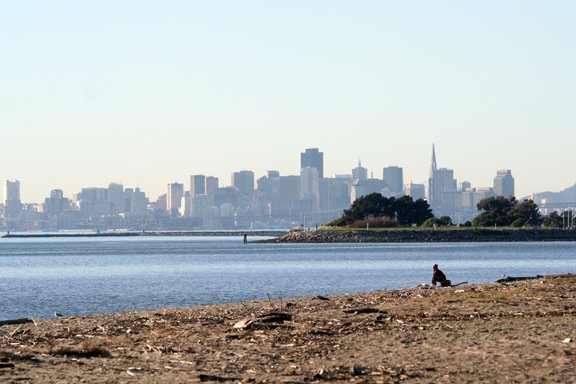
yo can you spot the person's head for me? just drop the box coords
[433,264,438,270]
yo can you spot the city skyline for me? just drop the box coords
[0,143,572,205]
[1,146,527,231]
[1,2,575,203]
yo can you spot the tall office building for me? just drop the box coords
[494,170,515,197]
[5,180,20,201]
[190,176,218,220]
[190,175,206,196]
[301,148,324,178]
[78,187,111,216]
[300,166,320,212]
[232,170,255,212]
[42,189,71,214]
[131,188,149,215]
[427,145,459,217]
[383,166,404,197]
[351,178,386,202]
[232,170,255,195]
[277,175,300,218]
[167,183,184,217]
[405,182,425,201]
[108,183,124,214]
[4,180,22,222]
[205,176,219,196]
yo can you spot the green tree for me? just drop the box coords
[342,192,389,222]
[542,211,562,228]
[329,193,433,227]
[421,216,453,227]
[472,196,541,227]
[509,199,542,227]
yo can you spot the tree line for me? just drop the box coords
[327,193,568,228]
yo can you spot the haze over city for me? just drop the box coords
[1,2,575,204]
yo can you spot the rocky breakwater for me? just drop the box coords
[257,228,576,243]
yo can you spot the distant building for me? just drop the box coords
[319,177,351,212]
[108,183,124,214]
[405,182,425,201]
[130,188,149,215]
[494,170,515,197]
[42,189,72,215]
[77,187,112,216]
[301,148,324,179]
[4,180,22,225]
[277,175,300,218]
[232,170,255,196]
[300,166,320,212]
[352,161,368,183]
[232,170,255,215]
[190,175,206,196]
[351,178,386,202]
[178,191,190,217]
[206,176,219,196]
[383,166,404,197]
[427,145,459,218]
[167,183,184,217]
[255,171,280,218]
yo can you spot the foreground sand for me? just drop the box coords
[1,275,574,383]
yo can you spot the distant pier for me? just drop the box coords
[1,230,288,239]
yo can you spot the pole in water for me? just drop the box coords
[243,233,247,244]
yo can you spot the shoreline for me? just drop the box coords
[1,274,574,382]
[3,227,575,242]
[257,227,576,243]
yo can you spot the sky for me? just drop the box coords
[1,1,575,203]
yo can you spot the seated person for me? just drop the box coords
[432,264,451,287]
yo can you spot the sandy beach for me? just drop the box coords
[1,274,574,383]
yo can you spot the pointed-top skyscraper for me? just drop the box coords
[427,144,458,217]
[429,144,437,177]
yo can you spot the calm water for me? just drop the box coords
[1,236,575,320]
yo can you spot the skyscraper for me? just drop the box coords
[167,183,184,217]
[190,175,206,196]
[205,176,219,196]
[494,170,515,197]
[300,148,324,178]
[300,166,320,212]
[108,183,124,214]
[232,170,255,211]
[383,166,404,197]
[405,182,425,201]
[427,145,458,217]
[232,170,255,196]
[4,180,22,224]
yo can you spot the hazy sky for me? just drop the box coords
[1,1,575,203]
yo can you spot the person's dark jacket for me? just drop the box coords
[432,269,447,286]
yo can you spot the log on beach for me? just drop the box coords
[0,318,33,327]
[496,275,544,283]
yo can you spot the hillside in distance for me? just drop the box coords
[531,183,576,205]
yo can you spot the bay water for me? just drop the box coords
[1,236,575,320]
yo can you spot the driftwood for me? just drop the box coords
[233,312,292,330]
[342,307,385,314]
[0,318,33,327]
[496,275,544,283]
[257,312,292,323]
